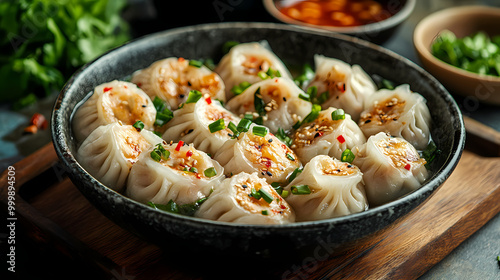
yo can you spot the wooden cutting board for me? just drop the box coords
[1,117,500,279]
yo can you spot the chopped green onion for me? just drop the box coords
[133,120,145,131]
[286,153,295,161]
[203,58,216,70]
[281,190,290,198]
[296,104,321,128]
[150,150,161,162]
[153,96,166,112]
[341,148,355,163]
[261,210,269,215]
[313,91,329,105]
[258,189,274,204]
[299,92,310,101]
[222,40,239,54]
[250,188,262,200]
[150,143,170,162]
[252,126,268,137]
[185,90,203,104]
[258,71,269,80]
[204,167,217,178]
[244,113,254,120]
[293,63,315,87]
[208,118,226,133]
[271,182,283,195]
[276,127,292,147]
[288,167,303,182]
[265,68,281,78]
[189,167,198,173]
[188,59,203,68]
[305,86,318,101]
[331,109,346,121]
[153,97,173,126]
[253,87,266,116]
[291,185,311,195]
[231,81,251,95]
[237,118,252,132]
[227,121,239,138]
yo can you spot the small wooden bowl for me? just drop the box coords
[414,5,500,105]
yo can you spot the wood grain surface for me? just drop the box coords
[2,140,500,279]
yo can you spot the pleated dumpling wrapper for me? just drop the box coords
[126,141,224,205]
[358,84,431,150]
[215,42,292,100]
[76,123,162,192]
[214,127,301,184]
[196,172,295,224]
[162,96,240,156]
[226,77,312,134]
[72,80,156,143]
[305,54,377,121]
[291,107,366,163]
[353,132,428,206]
[283,155,368,222]
[131,57,225,110]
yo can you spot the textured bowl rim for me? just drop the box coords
[52,22,465,232]
[413,5,500,83]
[262,0,416,34]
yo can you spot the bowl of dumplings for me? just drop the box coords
[52,22,464,257]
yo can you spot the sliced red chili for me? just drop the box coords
[175,141,184,151]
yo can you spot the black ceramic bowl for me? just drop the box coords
[52,22,464,258]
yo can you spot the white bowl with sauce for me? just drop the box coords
[263,0,416,43]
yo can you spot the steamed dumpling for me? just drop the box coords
[195,172,295,224]
[131,57,225,110]
[305,55,377,121]
[358,84,431,150]
[225,77,312,134]
[161,97,240,156]
[353,132,428,206]
[214,129,301,184]
[76,123,162,192]
[72,80,156,143]
[291,107,366,163]
[283,155,368,221]
[126,142,224,205]
[215,42,292,100]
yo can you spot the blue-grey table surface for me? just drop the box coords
[0,0,499,279]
